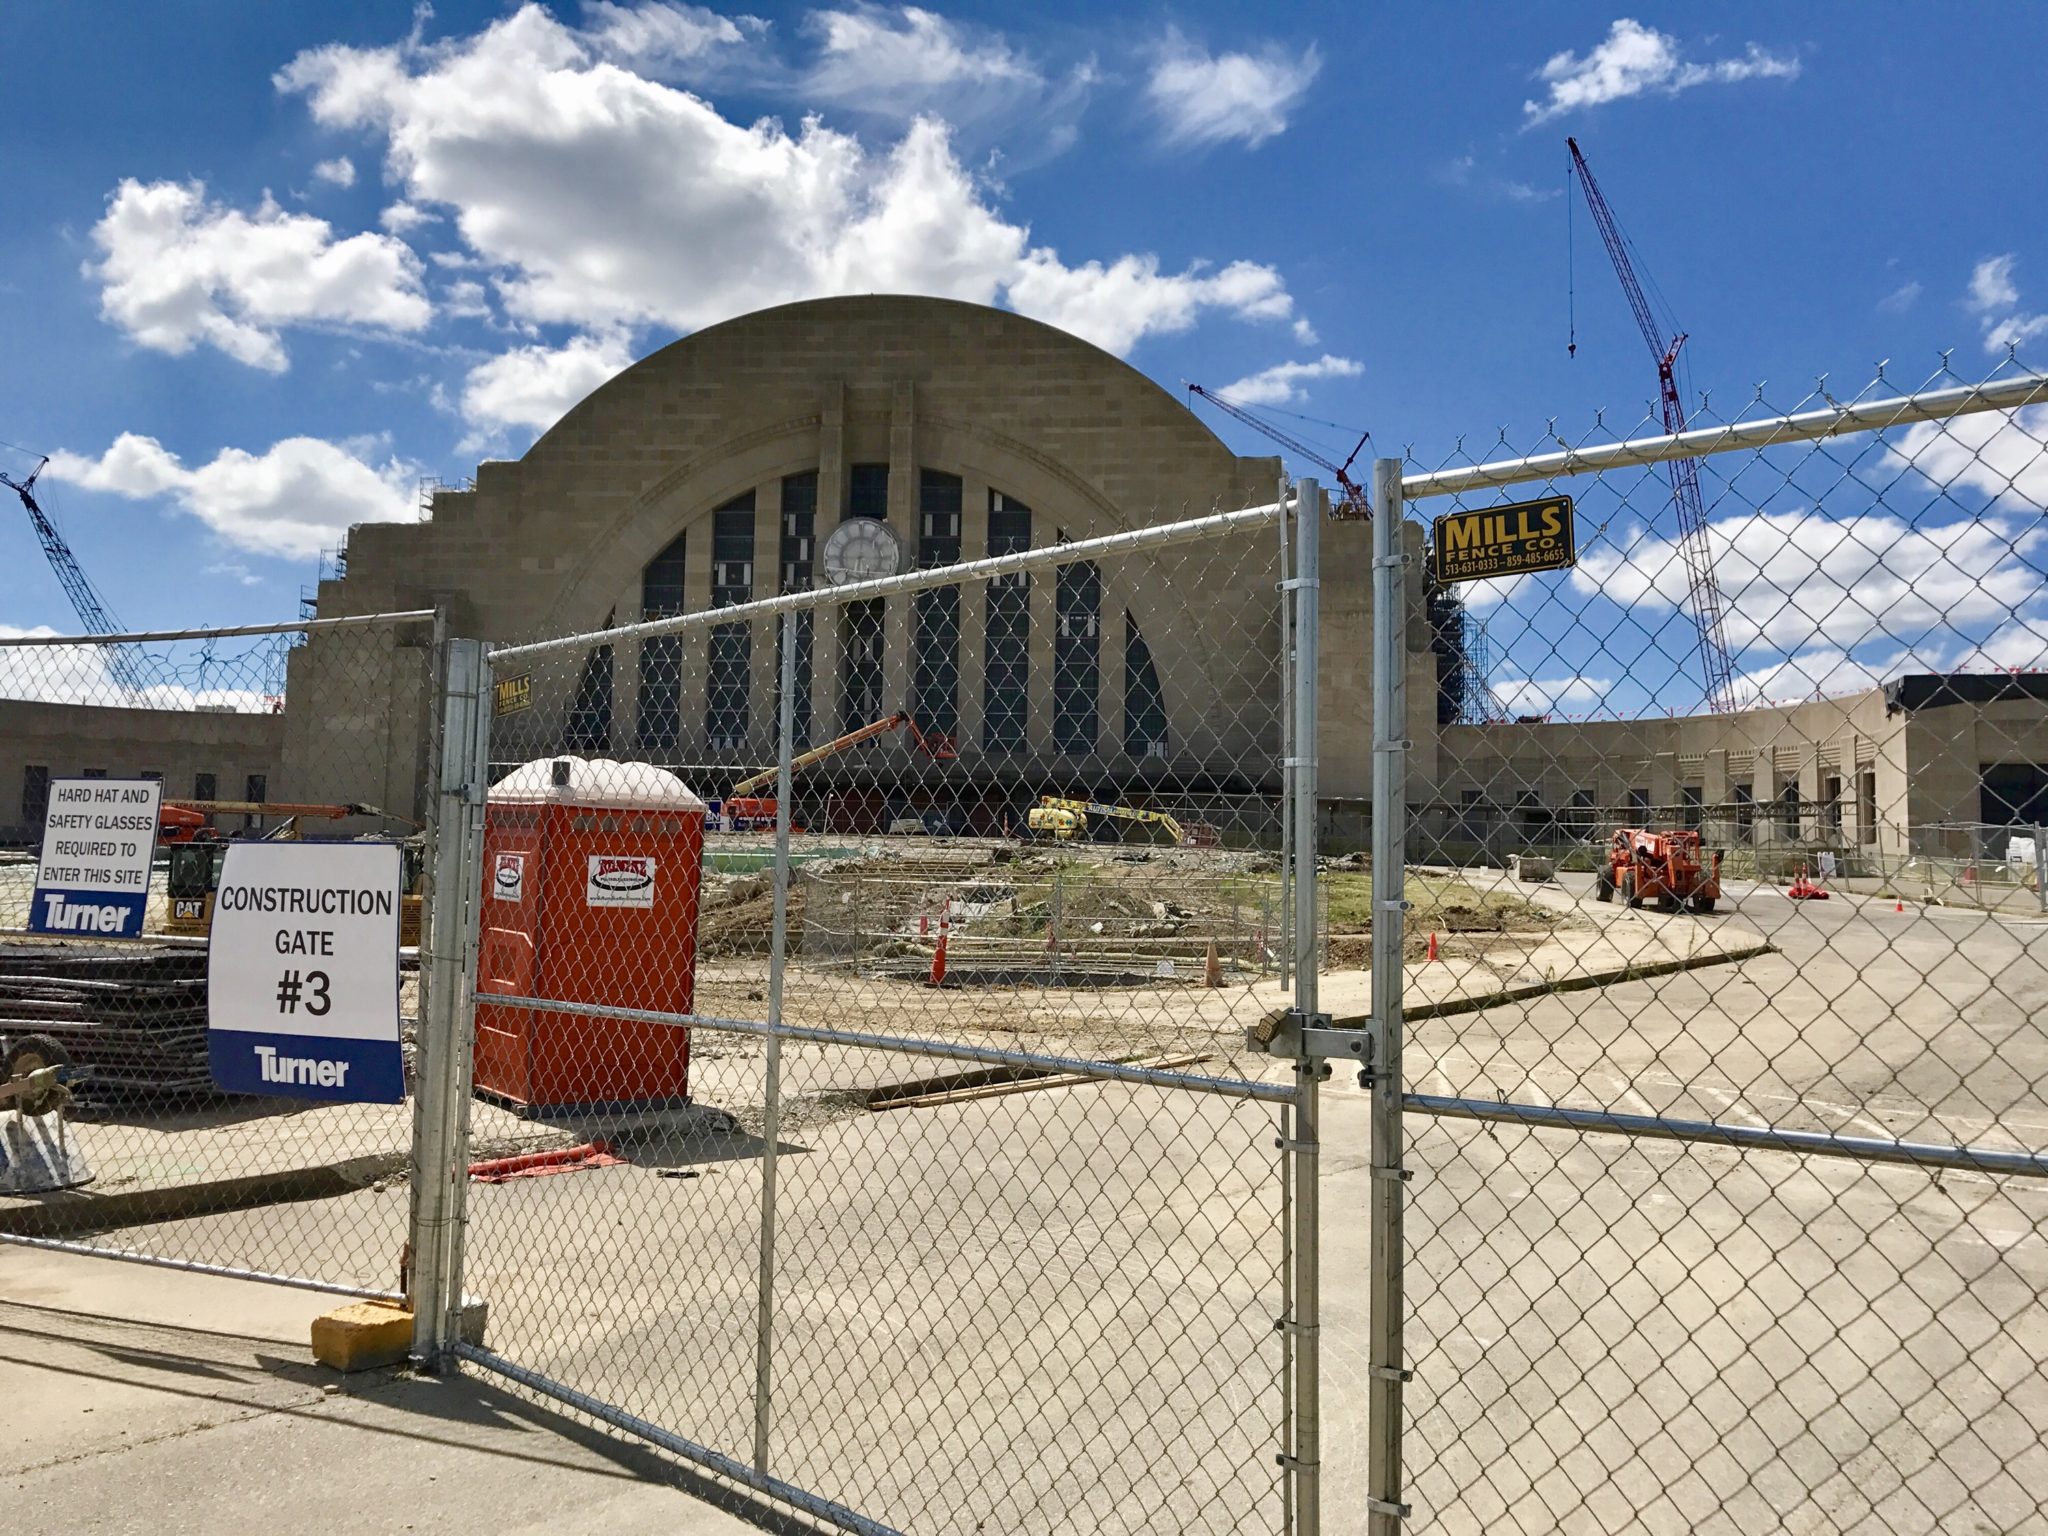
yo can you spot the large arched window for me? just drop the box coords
[983,491,1030,752]
[1053,541,1100,756]
[912,470,962,741]
[1124,611,1166,758]
[637,532,686,753]
[706,492,755,750]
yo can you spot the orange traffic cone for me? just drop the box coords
[929,915,949,987]
[1895,898,1906,913]
[1426,932,1440,963]
[1204,938,1222,989]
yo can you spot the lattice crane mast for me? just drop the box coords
[2,455,149,693]
[1183,384,1370,517]
[1567,137,1737,714]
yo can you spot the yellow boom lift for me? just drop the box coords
[1025,796,1185,846]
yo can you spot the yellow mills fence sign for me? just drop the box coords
[1432,495,1577,584]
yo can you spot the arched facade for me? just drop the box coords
[280,295,1390,823]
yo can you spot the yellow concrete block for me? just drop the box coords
[311,1299,415,1373]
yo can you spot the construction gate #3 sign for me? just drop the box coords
[206,840,405,1103]
[29,777,162,937]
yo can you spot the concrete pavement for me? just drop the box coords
[0,1244,799,1536]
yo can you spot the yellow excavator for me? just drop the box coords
[1025,796,1185,846]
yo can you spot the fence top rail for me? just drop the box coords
[1399,371,2048,501]
[0,609,439,647]
[490,496,1292,665]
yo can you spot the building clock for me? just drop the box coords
[820,517,904,585]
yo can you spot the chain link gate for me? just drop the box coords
[412,490,1336,1533]
[1359,362,2048,1533]
[0,610,443,1299]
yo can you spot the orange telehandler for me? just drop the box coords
[1594,827,1722,913]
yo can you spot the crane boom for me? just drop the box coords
[2,456,150,694]
[729,710,956,796]
[1566,138,1738,714]
[1184,385,1369,516]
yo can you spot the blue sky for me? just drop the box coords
[2,3,2044,716]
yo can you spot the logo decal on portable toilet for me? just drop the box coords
[587,854,656,907]
[492,852,527,902]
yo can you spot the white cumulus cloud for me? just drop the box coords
[1490,673,1615,717]
[1523,18,1799,125]
[1573,508,2045,656]
[87,179,430,371]
[461,331,635,437]
[1962,255,2048,354]
[806,5,1038,101]
[46,433,419,559]
[1220,354,1362,406]
[0,627,277,710]
[274,5,1306,355]
[312,156,356,187]
[1886,405,2048,507]
[583,0,753,68]
[1146,29,1319,148]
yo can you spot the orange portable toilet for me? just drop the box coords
[474,756,707,1110]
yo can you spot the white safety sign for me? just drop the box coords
[29,777,162,938]
[586,853,656,908]
[492,851,527,903]
[207,841,404,1103]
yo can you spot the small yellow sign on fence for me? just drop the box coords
[1432,495,1577,584]
[493,674,533,717]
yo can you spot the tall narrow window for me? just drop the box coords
[1123,610,1166,758]
[639,534,687,753]
[1734,782,1754,833]
[780,472,817,749]
[21,765,49,829]
[567,646,615,753]
[841,600,885,730]
[1054,543,1100,756]
[1681,785,1704,829]
[194,771,216,803]
[848,463,889,519]
[1858,770,1878,846]
[983,492,1031,752]
[1779,781,1801,838]
[706,493,755,750]
[913,470,962,741]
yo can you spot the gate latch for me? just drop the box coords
[1252,1010,1373,1064]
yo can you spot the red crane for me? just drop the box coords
[1567,136,1738,715]
[1183,384,1371,518]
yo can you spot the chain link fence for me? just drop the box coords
[0,612,441,1297]
[1369,361,2048,1533]
[427,493,1326,1534]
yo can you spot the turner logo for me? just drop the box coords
[253,1044,350,1089]
[587,854,656,908]
[37,892,142,935]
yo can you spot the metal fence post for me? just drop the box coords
[1287,479,1322,1536]
[754,609,798,1474]
[409,635,492,1367]
[1280,471,1295,991]
[1367,459,1410,1530]
[2035,825,2045,915]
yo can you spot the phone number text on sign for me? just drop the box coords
[207,841,405,1102]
